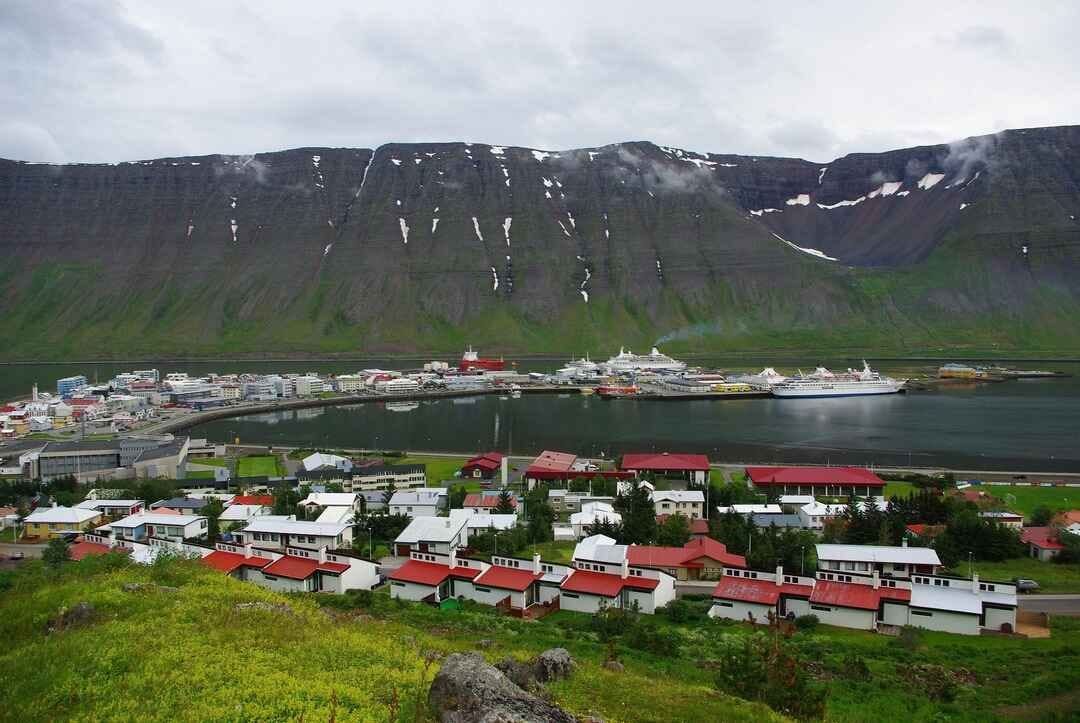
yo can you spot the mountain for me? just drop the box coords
[1,126,1079,359]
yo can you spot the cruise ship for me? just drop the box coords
[727,367,789,389]
[770,362,904,398]
[603,347,687,373]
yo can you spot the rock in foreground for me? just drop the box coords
[429,652,576,723]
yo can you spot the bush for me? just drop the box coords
[793,614,819,631]
[662,598,709,624]
[894,625,922,651]
[624,622,679,657]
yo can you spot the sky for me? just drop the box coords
[1,1,1077,164]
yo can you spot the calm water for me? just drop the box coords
[6,359,1080,471]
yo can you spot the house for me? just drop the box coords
[469,554,557,612]
[448,508,518,532]
[394,515,470,557]
[218,504,271,529]
[816,543,942,579]
[778,495,816,513]
[463,491,518,512]
[621,452,710,484]
[238,517,353,552]
[347,463,427,491]
[0,506,19,530]
[625,537,746,581]
[389,488,448,517]
[569,501,622,538]
[130,437,190,479]
[750,513,804,529]
[548,490,616,514]
[460,452,503,479]
[228,495,275,507]
[100,512,209,542]
[388,549,488,602]
[746,466,885,497]
[302,452,352,473]
[75,499,145,518]
[904,523,946,541]
[716,504,783,516]
[150,497,208,515]
[798,501,846,531]
[651,490,705,520]
[202,542,378,593]
[297,492,361,515]
[1021,527,1064,561]
[709,561,1017,636]
[523,450,577,488]
[560,536,678,614]
[22,505,102,539]
[979,511,1024,529]
[655,513,709,539]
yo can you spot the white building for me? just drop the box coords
[388,488,448,517]
[816,543,942,579]
[448,508,518,532]
[798,501,847,531]
[979,511,1024,529]
[302,452,353,473]
[238,517,353,552]
[297,492,361,515]
[393,515,469,557]
[100,512,209,543]
[294,375,326,397]
[715,504,784,516]
[651,490,705,519]
[335,374,366,393]
[568,501,622,538]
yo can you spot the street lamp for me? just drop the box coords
[800,545,806,576]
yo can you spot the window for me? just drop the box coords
[911,610,932,617]
[979,583,995,592]
[715,601,733,608]
[562,592,579,599]
[392,581,404,587]
[475,586,491,593]
[811,605,831,612]
[263,575,277,581]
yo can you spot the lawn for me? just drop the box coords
[186,457,228,468]
[397,455,472,487]
[980,484,1080,518]
[883,481,916,499]
[947,556,1080,593]
[528,540,577,564]
[183,470,215,480]
[236,455,283,478]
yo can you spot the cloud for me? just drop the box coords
[0,2,1076,163]
[0,121,66,162]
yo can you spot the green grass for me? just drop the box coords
[947,557,1080,593]
[185,457,228,468]
[183,470,215,480]
[978,484,1080,518]
[397,455,472,487]
[236,455,284,478]
[0,557,782,722]
[527,540,577,564]
[883,481,917,499]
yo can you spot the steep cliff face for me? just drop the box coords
[1,126,1078,358]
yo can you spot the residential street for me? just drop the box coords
[1018,594,1080,616]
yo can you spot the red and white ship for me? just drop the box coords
[459,346,506,372]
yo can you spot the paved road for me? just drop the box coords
[1018,594,1080,616]
[0,541,46,559]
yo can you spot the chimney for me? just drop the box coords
[501,455,509,485]
[32,383,38,402]
[244,543,253,558]
[972,573,979,593]
[319,547,327,563]
[901,537,908,548]
[872,570,880,589]
[621,557,629,579]
[449,548,457,568]
[775,564,783,586]
[533,552,541,575]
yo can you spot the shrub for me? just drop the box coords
[794,614,819,631]
[715,625,827,720]
[624,622,679,657]
[895,624,922,651]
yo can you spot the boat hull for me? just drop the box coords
[771,385,903,398]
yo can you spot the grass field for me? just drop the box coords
[883,481,917,499]
[186,457,228,468]
[948,556,1080,593]
[979,484,1080,518]
[397,455,472,487]
[236,455,284,478]
[183,470,215,480]
[528,540,577,564]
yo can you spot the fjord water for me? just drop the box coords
[5,359,1079,471]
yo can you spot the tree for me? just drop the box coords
[494,488,516,514]
[448,485,468,510]
[656,513,691,547]
[1031,506,1054,527]
[272,481,299,516]
[615,479,657,544]
[1054,530,1080,564]
[382,481,397,507]
[43,538,70,568]
[202,497,224,542]
[523,488,554,544]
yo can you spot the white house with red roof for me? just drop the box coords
[621,452,710,483]
[623,536,746,582]
[709,567,816,623]
[651,490,705,520]
[746,466,885,498]
[460,452,503,479]
[1021,527,1065,561]
[562,535,679,613]
[388,549,489,602]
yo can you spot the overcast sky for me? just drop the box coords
[2,1,1077,164]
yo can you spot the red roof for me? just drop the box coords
[1021,526,1065,550]
[656,514,709,535]
[906,524,926,535]
[621,453,710,472]
[201,550,273,574]
[229,495,274,507]
[560,569,659,597]
[463,493,517,509]
[525,450,578,477]
[262,555,349,580]
[746,466,885,487]
[712,576,813,605]
[473,565,543,591]
[809,580,911,610]
[462,453,503,472]
[388,559,482,586]
[625,537,746,570]
[68,398,100,406]
[69,540,112,561]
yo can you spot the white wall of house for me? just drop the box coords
[469,585,523,608]
[335,560,379,592]
[255,572,315,594]
[538,583,561,604]
[450,579,475,600]
[908,607,979,635]
[559,591,615,614]
[389,503,440,518]
[652,574,677,610]
[881,602,910,627]
[709,600,774,623]
[809,605,876,630]
[984,606,1017,632]
[390,580,437,602]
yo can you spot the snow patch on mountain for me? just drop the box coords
[917,173,945,190]
[472,217,483,242]
[772,232,837,261]
[785,194,811,206]
[399,218,410,244]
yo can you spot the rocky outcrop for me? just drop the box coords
[44,601,96,633]
[429,652,576,723]
[2,126,1079,357]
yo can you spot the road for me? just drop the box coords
[0,541,46,559]
[1018,594,1080,616]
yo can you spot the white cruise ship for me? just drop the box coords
[603,347,687,373]
[771,361,904,398]
[727,367,789,389]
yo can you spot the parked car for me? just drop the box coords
[1013,578,1040,593]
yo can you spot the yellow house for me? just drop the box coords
[22,506,102,540]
